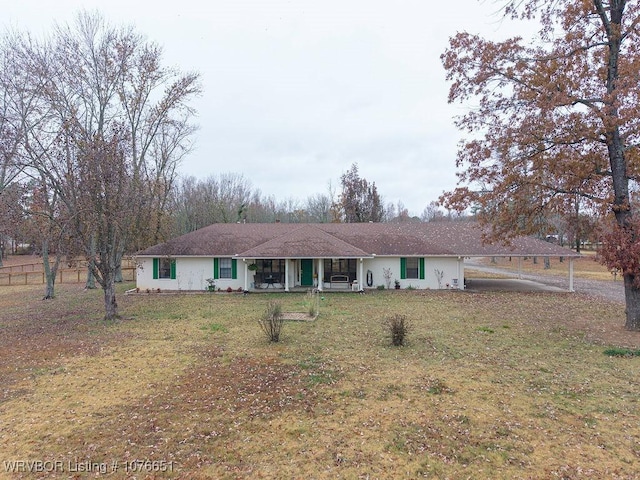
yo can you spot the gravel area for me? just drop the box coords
[465,259,625,304]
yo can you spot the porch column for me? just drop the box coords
[569,257,575,292]
[243,260,249,291]
[284,258,290,292]
[518,257,523,279]
[317,258,324,292]
[358,258,364,291]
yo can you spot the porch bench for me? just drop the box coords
[330,274,350,289]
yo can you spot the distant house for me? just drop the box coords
[135,222,581,292]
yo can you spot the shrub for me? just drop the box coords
[384,314,410,346]
[258,301,284,342]
[306,290,320,318]
[383,268,393,289]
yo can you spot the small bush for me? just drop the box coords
[384,314,410,346]
[258,301,284,342]
[306,290,320,318]
[376,285,385,290]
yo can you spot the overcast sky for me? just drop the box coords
[5,0,527,216]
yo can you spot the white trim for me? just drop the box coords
[317,258,324,292]
[569,257,575,292]
[284,258,290,292]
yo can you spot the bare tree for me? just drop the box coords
[171,173,254,233]
[22,176,68,299]
[15,11,200,319]
[0,32,36,266]
[421,201,446,222]
[305,193,332,223]
[0,181,28,263]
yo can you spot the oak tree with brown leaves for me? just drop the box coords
[338,163,384,223]
[441,0,640,330]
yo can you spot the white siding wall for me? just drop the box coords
[359,257,463,290]
[137,256,464,291]
[136,257,248,291]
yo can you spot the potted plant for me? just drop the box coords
[394,279,401,290]
[206,278,216,292]
[247,263,258,271]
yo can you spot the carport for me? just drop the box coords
[424,224,582,293]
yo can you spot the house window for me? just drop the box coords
[401,257,425,280]
[323,259,357,283]
[214,257,237,279]
[405,258,419,279]
[153,258,176,279]
[219,258,232,279]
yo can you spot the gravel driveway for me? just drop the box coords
[465,259,625,304]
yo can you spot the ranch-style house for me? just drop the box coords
[135,221,581,293]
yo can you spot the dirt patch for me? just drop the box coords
[282,311,317,321]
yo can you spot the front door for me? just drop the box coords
[300,259,314,286]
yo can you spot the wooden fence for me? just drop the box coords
[0,258,136,286]
[0,268,136,286]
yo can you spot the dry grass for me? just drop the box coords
[472,252,616,281]
[1,284,640,479]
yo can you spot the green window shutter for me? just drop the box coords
[419,258,425,280]
[170,259,176,279]
[213,258,219,280]
[153,258,159,279]
[400,257,407,280]
[231,258,237,279]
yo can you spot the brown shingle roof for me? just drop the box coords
[137,221,581,258]
[237,225,370,258]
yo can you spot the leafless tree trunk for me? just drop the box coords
[9,12,200,320]
[41,238,62,299]
[85,236,96,289]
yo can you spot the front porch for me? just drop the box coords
[241,257,369,292]
[252,284,360,292]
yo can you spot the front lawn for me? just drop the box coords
[0,285,639,478]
